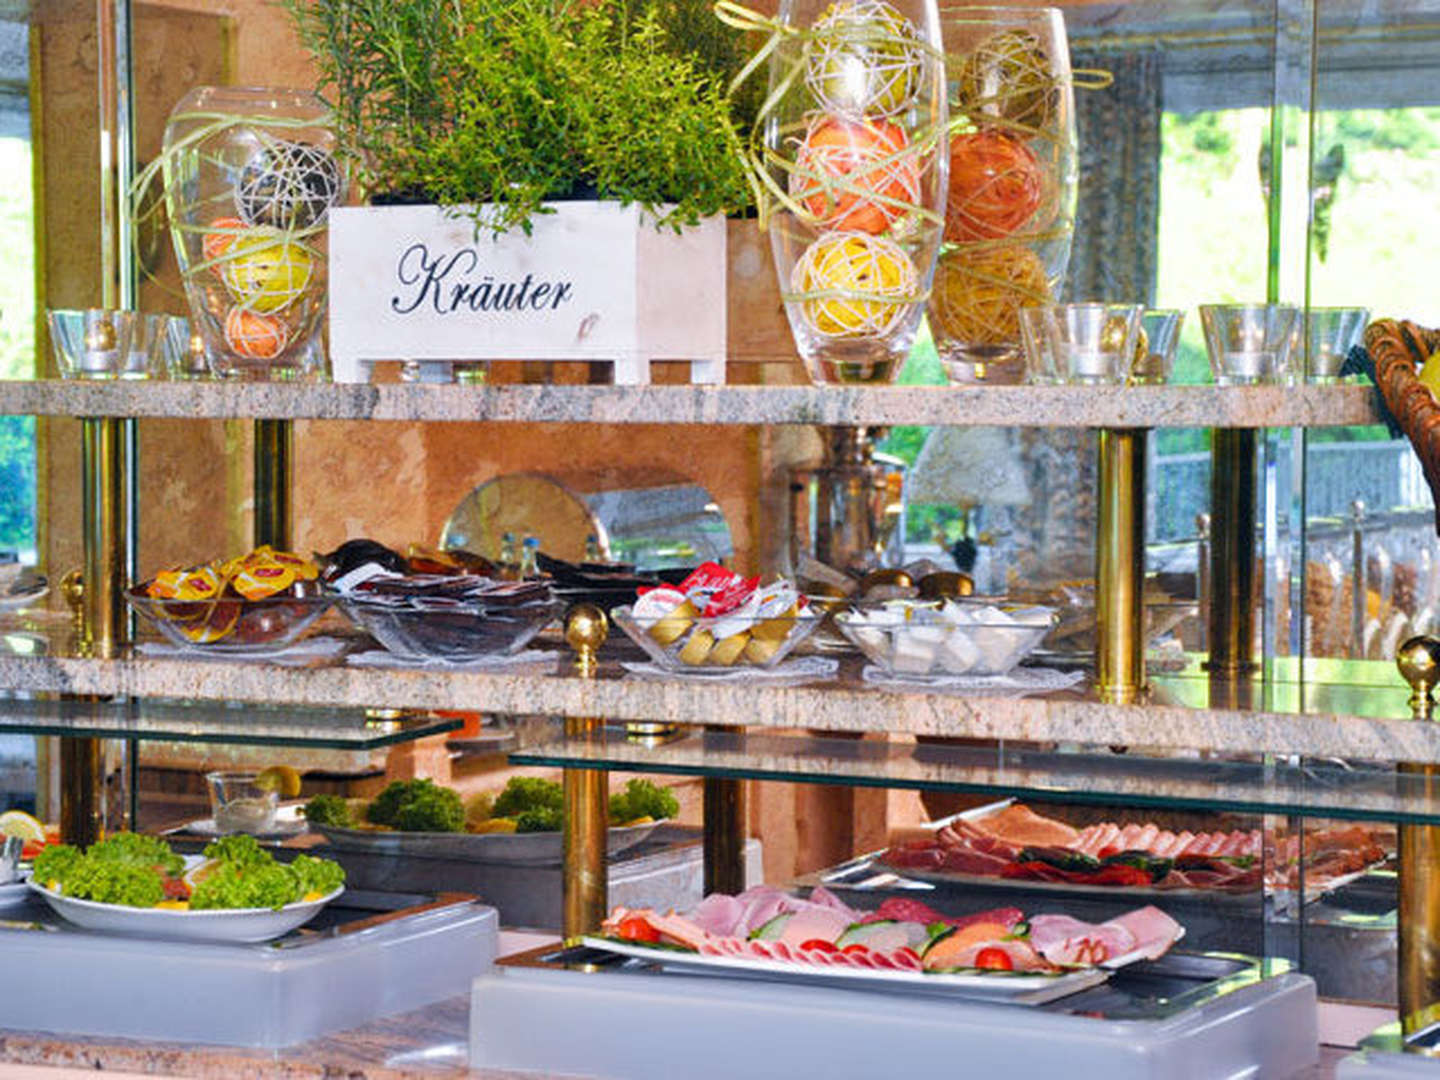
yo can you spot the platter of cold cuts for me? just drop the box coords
[585,885,1184,1005]
[879,801,1390,900]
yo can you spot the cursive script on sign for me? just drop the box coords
[390,243,576,316]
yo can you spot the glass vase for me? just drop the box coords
[160,87,345,379]
[763,0,950,384]
[928,6,1077,383]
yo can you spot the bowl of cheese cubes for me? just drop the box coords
[834,599,1055,678]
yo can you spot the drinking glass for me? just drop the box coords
[1131,308,1186,385]
[1199,303,1299,386]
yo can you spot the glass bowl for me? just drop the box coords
[205,771,279,836]
[834,600,1056,677]
[339,595,563,661]
[127,585,334,654]
[611,603,825,673]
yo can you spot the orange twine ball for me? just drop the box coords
[945,131,1044,243]
[223,307,288,361]
[202,217,247,277]
[927,245,1049,346]
[792,116,920,235]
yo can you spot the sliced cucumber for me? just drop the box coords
[749,912,793,941]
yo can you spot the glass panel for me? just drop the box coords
[513,725,1440,825]
[0,698,461,749]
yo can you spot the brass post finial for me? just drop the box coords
[59,569,87,649]
[1397,636,1440,719]
[564,603,608,678]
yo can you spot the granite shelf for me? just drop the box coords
[1,638,1438,766]
[0,378,1384,428]
[512,725,1440,825]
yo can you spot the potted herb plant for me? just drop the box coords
[285,0,757,383]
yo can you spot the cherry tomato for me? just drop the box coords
[800,938,838,953]
[617,916,661,944]
[20,840,45,861]
[974,947,1013,971]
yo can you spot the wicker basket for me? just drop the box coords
[1364,318,1440,533]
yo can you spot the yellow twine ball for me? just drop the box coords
[792,231,919,338]
[928,245,1049,346]
[221,234,313,314]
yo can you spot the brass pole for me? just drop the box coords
[1095,428,1147,704]
[1397,637,1440,1034]
[1208,428,1258,676]
[253,419,293,549]
[703,775,747,896]
[562,605,609,937]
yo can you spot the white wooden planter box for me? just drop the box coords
[328,203,726,384]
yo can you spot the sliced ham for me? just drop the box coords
[690,892,748,938]
[1134,824,1160,852]
[1164,830,1195,858]
[873,898,1023,931]
[1027,914,1136,967]
[971,804,1080,848]
[1102,905,1184,961]
[777,907,854,948]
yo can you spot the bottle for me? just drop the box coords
[519,535,540,579]
[499,532,518,580]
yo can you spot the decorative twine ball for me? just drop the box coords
[224,306,289,361]
[928,244,1049,345]
[804,0,927,118]
[791,231,919,338]
[955,29,1058,132]
[235,139,344,230]
[221,234,313,314]
[945,130,1044,243]
[201,217,247,277]
[791,115,920,234]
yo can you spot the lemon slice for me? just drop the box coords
[255,765,302,799]
[182,858,224,891]
[0,810,46,843]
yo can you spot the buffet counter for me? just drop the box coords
[0,1000,1371,1079]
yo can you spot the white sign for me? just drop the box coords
[328,202,726,384]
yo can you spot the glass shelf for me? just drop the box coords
[511,725,1440,825]
[0,697,461,748]
[0,378,1383,428]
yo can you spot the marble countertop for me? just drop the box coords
[1,631,1438,765]
[0,378,1383,428]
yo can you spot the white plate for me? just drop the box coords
[580,936,1109,1006]
[183,803,309,840]
[28,880,344,943]
[313,819,662,867]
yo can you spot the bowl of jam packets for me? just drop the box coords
[318,538,563,662]
[611,563,824,672]
[128,546,333,653]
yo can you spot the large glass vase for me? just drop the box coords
[763,0,950,384]
[929,6,1077,383]
[161,87,344,379]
